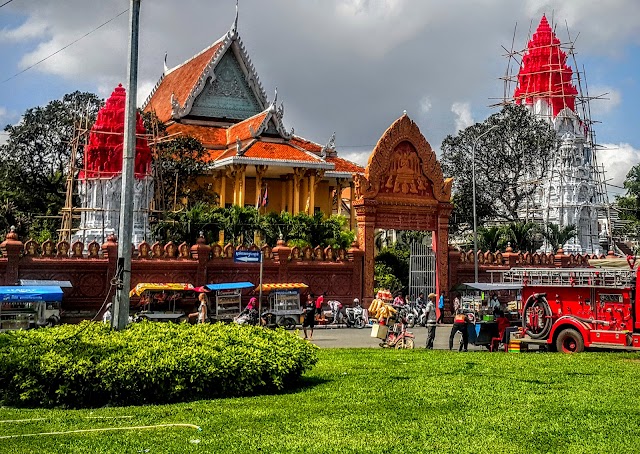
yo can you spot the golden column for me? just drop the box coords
[217,170,227,245]
[292,168,305,215]
[288,178,294,213]
[349,181,356,230]
[309,170,324,215]
[335,178,346,216]
[231,164,246,207]
[255,165,268,209]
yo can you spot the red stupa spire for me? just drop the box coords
[80,84,152,179]
[513,15,578,117]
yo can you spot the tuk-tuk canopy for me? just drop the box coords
[256,283,308,292]
[0,286,63,302]
[205,282,254,292]
[129,283,194,297]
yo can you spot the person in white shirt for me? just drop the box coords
[490,294,501,314]
[102,302,112,325]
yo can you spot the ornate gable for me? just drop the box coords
[143,25,268,123]
[354,114,452,203]
[190,48,264,120]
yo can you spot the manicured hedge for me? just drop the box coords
[0,321,318,408]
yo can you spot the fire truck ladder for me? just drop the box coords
[496,268,635,288]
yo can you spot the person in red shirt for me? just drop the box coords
[315,293,324,315]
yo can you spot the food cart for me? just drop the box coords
[456,282,523,349]
[256,283,308,330]
[0,286,63,331]
[129,283,195,322]
[204,281,254,322]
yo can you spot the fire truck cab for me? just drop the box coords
[498,267,639,353]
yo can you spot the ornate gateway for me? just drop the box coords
[353,113,453,299]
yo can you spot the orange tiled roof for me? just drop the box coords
[210,140,324,164]
[326,156,365,174]
[290,136,322,153]
[165,123,226,148]
[226,111,269,143]
[242,141,322,163]
[144,41,224,123]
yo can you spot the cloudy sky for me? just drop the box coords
[1,0,639,197]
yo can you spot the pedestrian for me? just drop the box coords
[425,293,437,349]
[303,293,316,340]
[314,292,324,316]
[102,302,112,325]
[393,292,405,307]
[449,307,469,351]
[437,291,445,324]
[490,293,500,314]
[197,293,208,324]
[416,292,425,307]
[453,293,461,312]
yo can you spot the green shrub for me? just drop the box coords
[0,321,318,409]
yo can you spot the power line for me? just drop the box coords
[2,8,129,84]
[0,0,15,8]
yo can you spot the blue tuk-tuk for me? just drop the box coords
[0,286,63,331]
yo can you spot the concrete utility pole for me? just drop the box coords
[113,0,141,330]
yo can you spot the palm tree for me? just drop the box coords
[543,223,578,252]
[476,226,506,252]
[502,221,539,253]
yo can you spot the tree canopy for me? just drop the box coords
[0,91,104,240]
[441,103,557,233]
[615,163,640,242]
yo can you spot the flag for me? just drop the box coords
[261,185,268,207]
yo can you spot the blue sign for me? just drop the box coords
[234,250,262,264]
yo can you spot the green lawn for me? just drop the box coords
[1,349,639,453]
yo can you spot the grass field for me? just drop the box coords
[1,349,640,453]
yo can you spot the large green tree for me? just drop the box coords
[441,104,557,233]
[0,91,103,239]
[616,164,640,242]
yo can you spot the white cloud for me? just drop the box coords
[586,85,622,117]
[598,142,640,190]
[451,102,474,132]
[0,18,49,41]
[420,96,432,115]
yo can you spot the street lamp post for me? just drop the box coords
[472,125,498,283]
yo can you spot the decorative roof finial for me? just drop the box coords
[273,86,278,105]
[403,110,407,115]
[163,52,168,74]
[231,0,239,35]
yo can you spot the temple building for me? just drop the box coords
[142,14,364,230]
[73,84,153,245]
[513,15,605,254]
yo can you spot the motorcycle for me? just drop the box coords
[405,302,422,328]
[380,309,415,349]
[345,302,366,329]
[233,310,297,330]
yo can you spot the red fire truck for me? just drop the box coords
[498,266,639,353]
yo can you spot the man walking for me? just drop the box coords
[425,293,437,349]
[437,291,445,324]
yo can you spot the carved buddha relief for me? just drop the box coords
[382,142,432,196]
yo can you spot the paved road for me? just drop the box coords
[296,323,489,350]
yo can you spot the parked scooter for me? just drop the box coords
[345,298,366,329]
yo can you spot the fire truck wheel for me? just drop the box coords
[555,329,584,353]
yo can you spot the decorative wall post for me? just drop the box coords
[190,232,211,286]
[348,241,365,303]
[272,238,291,282]
[101,234,119,289]
[0,227,23,285]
